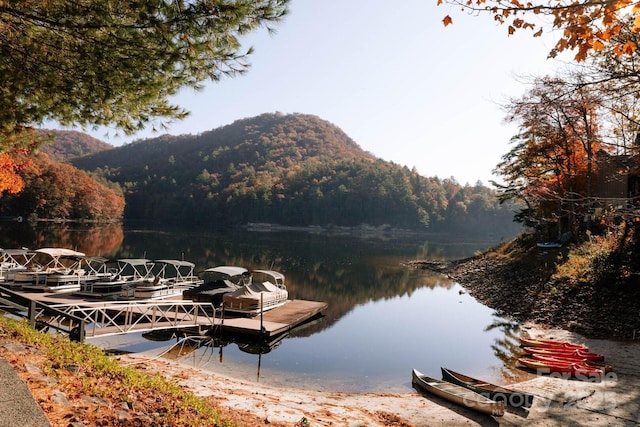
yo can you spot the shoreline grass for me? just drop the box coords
[0,315,235,426]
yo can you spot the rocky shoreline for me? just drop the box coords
[411,250,640,340]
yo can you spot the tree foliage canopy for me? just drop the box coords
[0,0,289,193]
[439,0,640,61]
[1,151,125,221]
[496,77,605,229]
[0,0,288,141]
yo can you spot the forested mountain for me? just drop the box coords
[69,113,521,235]
[37,130,113,162]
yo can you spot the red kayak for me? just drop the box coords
[522,346,605,362]
[531,354,613,373]
[519,336,588,352]
[518,357,604,378]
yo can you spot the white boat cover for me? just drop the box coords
[155,259,195,268]
[204,266,248,276]
[36,248,85,257]
[118,258,154,266]
[251,269,285,285]
[224,281,287,303]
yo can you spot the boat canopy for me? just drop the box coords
[79,256,111,275]
[36,248,85,258]
[251,269,285,286]
[155,259,195,268]
[32,247,86,270]
[117,258,154,266]
[203,266,248,276]
[82,256,109,263]
[2,248,32,256]
[1,248,36,272]
[115,259,155,279]
[1,249,35,263]
[154,259,197,281]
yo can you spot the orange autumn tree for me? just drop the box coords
[586,15,640,149]
[1,152,125,221]
[438,0,640,61]
[0,132,41,195]
[0,152,25,194]
[494,76,603,236]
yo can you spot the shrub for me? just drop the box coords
[553,230,619,286]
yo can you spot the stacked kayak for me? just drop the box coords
[517,335,611,379]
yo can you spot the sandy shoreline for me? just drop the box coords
[115,324,640,426]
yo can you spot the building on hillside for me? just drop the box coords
[593,148,640,220]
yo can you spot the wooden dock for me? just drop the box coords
[219,299,327,337]
[0,288,327,340]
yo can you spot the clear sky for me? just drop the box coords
[71,0,566,185]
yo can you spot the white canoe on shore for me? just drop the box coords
[411,368,504,417]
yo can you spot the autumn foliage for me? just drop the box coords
[1,152,124,222]
[493,74,640,239]
[0,151,29,194]
[439,0,640,61]
[0,130,45,195]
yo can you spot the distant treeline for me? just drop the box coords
[4,113,521,236]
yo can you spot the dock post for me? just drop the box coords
[260,293,264,336]
[28,300,37,328]
[78,322,85,342]
[70,322,85,343]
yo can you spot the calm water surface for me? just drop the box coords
[1,223,522,392]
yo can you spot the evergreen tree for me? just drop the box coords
[0,1,289,192]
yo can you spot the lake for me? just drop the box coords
[0,222,523,392]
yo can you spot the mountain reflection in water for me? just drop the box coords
[0,223,522,392]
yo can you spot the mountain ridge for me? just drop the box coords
[72,112,373,174]
[42,112,521,235]
[37,129,113,162]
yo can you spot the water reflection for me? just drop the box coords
[120,283,522,393]
[0,222,521,392]
[0,222,123,256]
[141,328,290,382]
[0,222,480,333]
[485,318,532,383]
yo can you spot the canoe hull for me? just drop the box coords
[522,346,605,362]
[518,357,604,379]
[519,336,588,352]
[412,369,504,417]
[531,354,613,373]
[441,367,533,408]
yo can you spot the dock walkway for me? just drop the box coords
[220,299,327,337]
[0,288,327,340]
